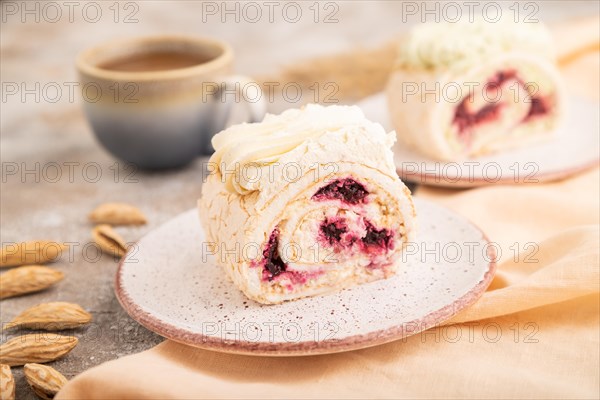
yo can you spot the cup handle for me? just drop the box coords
[214,74,267,124]
[202,75,267,155]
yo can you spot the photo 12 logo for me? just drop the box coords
[1,162,139,184]
[1,1,140,24]
[202,81,339,106]
[399,161,540,184]
[400,1,540,23]
[1,81,140,104]
[200,1,340,24]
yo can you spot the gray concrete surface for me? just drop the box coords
[1,1,597,398]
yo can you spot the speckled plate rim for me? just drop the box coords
[115,203,497,356]
[397,158,599,188]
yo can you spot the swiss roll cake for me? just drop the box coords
[199,104,416,304]
[387,20,565,160]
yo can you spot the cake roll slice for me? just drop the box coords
[387,20,565,160]
[199,104,416,304]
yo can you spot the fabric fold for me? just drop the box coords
[443,225,599,325]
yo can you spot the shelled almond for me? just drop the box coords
[89,202,146,225]
[0,266,64,300]
[24,363,68,400]
[0,364,15,400]
[92,225,128,257]
[3,302,92,332]
[0,242,67,268]
[0,334,78,367]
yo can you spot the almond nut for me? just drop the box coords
[3,302,92,331]
[24,363,68,400]
[0,364,15,400]
[89,202,146,225]
[92,225,128,257]
[0,242,67,268]
[0,334,78,367]
[0,266,64,300]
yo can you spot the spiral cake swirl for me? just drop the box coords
[199,105,416,304]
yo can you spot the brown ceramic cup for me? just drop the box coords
[77,35,265,169]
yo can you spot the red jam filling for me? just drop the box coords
[262,229,286,279]
[260,229,324,284]
[312,179,368,205]
[525,96,549,120]
[320,218,348,245]
[260,178,395,284]
[454,102,502,134]
[319,218,393,252]
[362,221,393,249]
[453,70,550,137]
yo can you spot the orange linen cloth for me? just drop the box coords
[58,17,600,399]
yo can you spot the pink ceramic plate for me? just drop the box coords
[359,93,599,188]
[115,198,496,356]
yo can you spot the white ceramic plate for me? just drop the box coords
[115,198,496,356]
[359,93,599,187]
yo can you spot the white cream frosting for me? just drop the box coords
[396,19,555,70]
[209,104,392,195]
